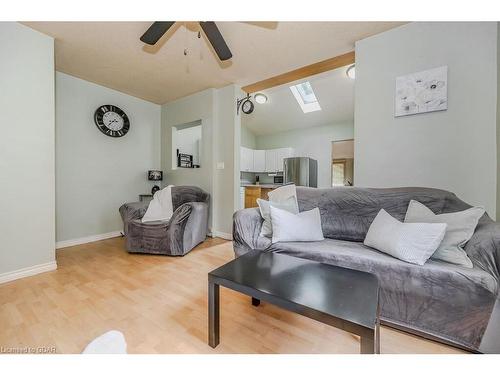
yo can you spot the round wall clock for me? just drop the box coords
[94,105,130,137]
[241,98,254,114]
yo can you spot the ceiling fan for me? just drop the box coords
[140,21,232,61]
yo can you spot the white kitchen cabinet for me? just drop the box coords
[265,149,277,172]
[276,147,293,172]
[265,148,293,172]
[240,147,254,172]
[241,147,293,172]
[253,150,266,172]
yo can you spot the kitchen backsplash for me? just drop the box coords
[240,171,283,185]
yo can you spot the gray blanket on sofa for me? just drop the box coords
[232,187,500,351]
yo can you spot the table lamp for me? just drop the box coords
[148,170,163,195]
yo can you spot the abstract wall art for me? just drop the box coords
[395,66,448,117]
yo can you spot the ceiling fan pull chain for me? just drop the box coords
[183,22,190,74]
[198,23,203,61]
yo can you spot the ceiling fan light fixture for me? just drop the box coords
[346,64,356,79]
[254,93,268,104]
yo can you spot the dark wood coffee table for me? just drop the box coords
[208,250,380,354]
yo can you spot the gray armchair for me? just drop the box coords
[119,186,209,256]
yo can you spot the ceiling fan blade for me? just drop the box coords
[140,22,176,45]
[199,22,232,61]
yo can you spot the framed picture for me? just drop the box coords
[395,66,448,117]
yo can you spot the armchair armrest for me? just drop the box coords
[167,202,209,256]
[232,208,271,257]
[119,201,149,235]
[465,216,500,283]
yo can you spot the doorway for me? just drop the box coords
[331,139,354,186]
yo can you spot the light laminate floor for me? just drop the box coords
[0,237,465,354]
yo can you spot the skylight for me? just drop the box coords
[289,81,321,113]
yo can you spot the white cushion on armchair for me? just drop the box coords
[142,185,174,223]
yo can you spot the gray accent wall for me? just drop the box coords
[256,123,354,188]
[161,89,216,229]
[355,22,498,218]
[161,85,241,236]
[56,72,161,242]
[0,23,55,274]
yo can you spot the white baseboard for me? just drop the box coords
[0,261,57,284]
[56,231,122,249]
[210,231,233,240]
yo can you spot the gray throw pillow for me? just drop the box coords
[257,197,299,237]
[364,209,447,266]
[404,200,485,268]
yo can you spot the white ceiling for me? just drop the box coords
[23,21,404,104]
[242,67,354,136]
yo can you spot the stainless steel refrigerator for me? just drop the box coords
[283,157,318,187]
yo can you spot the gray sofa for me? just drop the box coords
[119,186,209,256]
[233,187,500,352]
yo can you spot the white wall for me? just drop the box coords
[174,123,202,165]
[0,23,56,277]
[241,123,257,149]
[214,85,241,235]
[355,22,498,218]
[161,86,240,236]
[56,72,161,243]
[161,89,216,229]
[256,123,354,188]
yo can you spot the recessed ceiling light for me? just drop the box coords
[254,93,268,104]
[346,64,355,79]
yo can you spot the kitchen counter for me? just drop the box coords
[241,184,283,189]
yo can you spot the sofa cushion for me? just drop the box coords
[126,219,171,254]
[266,238,498,349]
[267,239,497,295]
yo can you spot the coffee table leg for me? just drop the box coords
[375,300,381,354]
[208,280,220,348]
[252,297,260,306]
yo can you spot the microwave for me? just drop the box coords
[273,175,283,184]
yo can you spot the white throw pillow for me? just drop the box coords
[257,197,299,237]
[267,184,299,212]
[142,185,174,223]
[364,209,447,266]
[270,206,324,244]
[404,200,484,268]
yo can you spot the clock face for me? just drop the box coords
[241,99,254,114]
[94,105,130,137]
